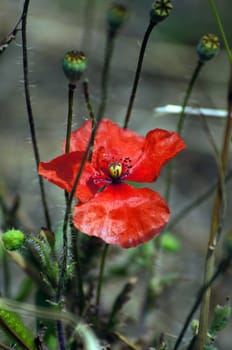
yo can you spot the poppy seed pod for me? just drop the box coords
[62,51,87,84]
[197,33,220,62]
[2,229,26,250]
[150,0,173,24]
[107,3,128,33]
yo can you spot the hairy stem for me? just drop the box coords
[83,80,96,128]
[123,22,155,129]
[21,0,51,231]
[62,83,76,303]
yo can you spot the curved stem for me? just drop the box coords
[123,22,155,129]
[21,0,52,231]
[57,104,104,303]
[195,71,232,350]
[165,60,204,203]
[97,31,115,122]
[208,0,232,64]
[177,61,204,134]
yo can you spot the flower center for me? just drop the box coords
[108,162,123,180]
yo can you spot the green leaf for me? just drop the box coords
[209,304,231,336]
[0,308,36,350]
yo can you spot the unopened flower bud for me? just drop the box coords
[197,33,220,62]
[107,3,128,33]
[191,319,199,335]
[62,51,87,84]
[150,0,173,24]
[2,229,26,250]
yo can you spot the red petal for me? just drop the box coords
[66,119,144,163]
[73,183,170,248]
[38,152,100,202]
[127,129,186,182]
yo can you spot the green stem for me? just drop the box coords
[64,84,84,312]
[83,80,96,128]
[56,16,116,320]
[165,60,204,203]
[21,0,52,231]
[65,83,76,154]
[96,244,109,310]
[208,0,232,64]
[177,61,204,134]
[123,22,155,129]
[195,69,232,350]
[58,83,76,301]
[57,112,103,302]
[64,84,76,204]
[97,31,115,122]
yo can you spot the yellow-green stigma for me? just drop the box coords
[109,162,123,180]
[150,0,173,23]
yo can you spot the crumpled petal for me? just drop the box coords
[127,128,186,182]
[38,152,100,202]
[73,183,170,248]
[66,119,144,164]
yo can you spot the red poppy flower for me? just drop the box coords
[38,119,185,248]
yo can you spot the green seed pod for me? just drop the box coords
[197,33,220,62]
[150,0,173,24]
[62,51,87,84]
[2,229,26,250]
[107,3,128,33]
